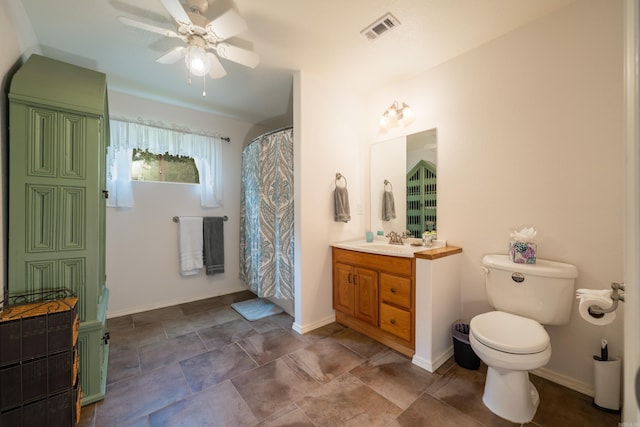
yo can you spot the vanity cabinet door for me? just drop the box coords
[333,262,355,316]
[332,263,378,326]
[354,267,378,326]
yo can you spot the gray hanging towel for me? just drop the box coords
[203,216,225,275]
[334,186,351,222]
[382,190,396,221]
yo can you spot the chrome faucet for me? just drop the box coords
[386,230,413,245]
[386,231,401,245]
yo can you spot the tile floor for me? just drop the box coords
[78,291,621,426]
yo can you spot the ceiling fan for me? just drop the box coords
[119,0,259,89]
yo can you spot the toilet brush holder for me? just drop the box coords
[593,356,622,413]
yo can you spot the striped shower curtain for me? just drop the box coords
[239,128,294,300]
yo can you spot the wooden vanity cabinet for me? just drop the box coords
[332,247,415,357]
[333,262,378,326]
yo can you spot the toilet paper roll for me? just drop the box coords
[578,297,616,326]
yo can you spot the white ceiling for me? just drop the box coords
[18,0,576,126]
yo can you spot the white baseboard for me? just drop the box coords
[531,367,594,397]
[412,347,454,373]
[106,286,250,318]
[292,313,336,334]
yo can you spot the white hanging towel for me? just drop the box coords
[179,217,203,275]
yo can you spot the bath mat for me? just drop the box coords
[231,298,283,321]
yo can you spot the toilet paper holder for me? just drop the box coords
[588,282,625,318]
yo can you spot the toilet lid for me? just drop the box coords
[470,311,549,354]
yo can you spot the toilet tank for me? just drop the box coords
[482,254,578,325]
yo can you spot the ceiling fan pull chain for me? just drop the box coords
[202,75,207,97]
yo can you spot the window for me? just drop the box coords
[131,149,199,183]
[107,119,223,208]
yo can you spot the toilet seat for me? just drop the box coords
[471,311,549,354]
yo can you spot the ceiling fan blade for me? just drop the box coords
[207,53,227,79]
[118,16,182,38]
[160,0,191,25]
[214,43,259,68]
[206,9,248,42]
[157,46,187,64]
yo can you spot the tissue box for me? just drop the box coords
[509,241,537,264]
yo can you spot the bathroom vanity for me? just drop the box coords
[331,240,462,362]
[332,247,415,356]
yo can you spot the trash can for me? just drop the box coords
[452,320,480,370]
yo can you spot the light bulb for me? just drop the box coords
[399,103,415,126]
[185,45,211,77]
[379,114,388,128]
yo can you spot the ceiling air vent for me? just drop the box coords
[361,13,400,41]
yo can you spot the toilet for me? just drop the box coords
[470,254,578,423]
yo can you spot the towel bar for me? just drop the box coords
[173,215,228,223]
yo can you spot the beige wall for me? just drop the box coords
[293,71,370,332]
[105,91,271,315]
[366,0,624,393]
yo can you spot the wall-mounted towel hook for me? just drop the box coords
[335,173,347,188]
[384,179,393,191]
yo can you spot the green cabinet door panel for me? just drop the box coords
[8,54,109,405]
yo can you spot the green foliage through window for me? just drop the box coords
[131,149,199,183]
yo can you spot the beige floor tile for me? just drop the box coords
[331,327,389,358]
[253,404,315,427]
[95,363,191,425]
[288,339,365,383]
[238,328,307,365]
[179,342,258,392]
[197,318,257,350]
[296,373,402,427]
[231,357,320,420]
[350,349,441,409]
[391,393,484,427]
[138,331,206,372]
[148,380,258,427]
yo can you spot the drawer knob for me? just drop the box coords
[390,287,396,293]
[390,319,396,325]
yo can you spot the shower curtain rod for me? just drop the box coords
[172,215,228,223]
[250,126,293,143]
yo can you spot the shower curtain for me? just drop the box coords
[240,127,294,300]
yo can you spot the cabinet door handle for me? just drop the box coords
[348,273,352,284]
[390,319,396,325]
[390,287,396,293]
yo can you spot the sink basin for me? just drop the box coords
[331,239,446,258]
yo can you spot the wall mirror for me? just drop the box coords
[370,129,437,238]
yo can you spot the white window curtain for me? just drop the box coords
[107,119,223,208]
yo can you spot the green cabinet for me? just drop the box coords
[406,160,436,238]
[7,55,110,405]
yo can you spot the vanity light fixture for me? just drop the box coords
[380,101,415,129]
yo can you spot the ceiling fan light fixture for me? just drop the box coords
[185,45,211,76]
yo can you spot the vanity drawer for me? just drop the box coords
[379,273,411,309]
[379,304,411,341]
